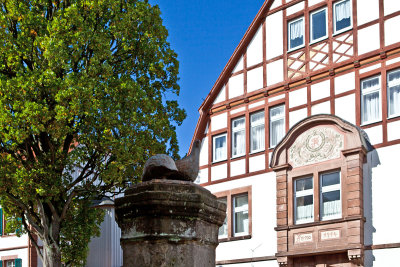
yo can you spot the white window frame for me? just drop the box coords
[250,111,265,153]
[269,105,285,148]
[6,261,16,267]
[232,194,249,236]
[361,75,382,125]
[387,68,400,118]
[333,0,353,35]
[212,133,227,163]
[294,177,314,225]
[288,17,305,52]
[231,117,246,158]
[310,7,328,44]
[320,171,342,221]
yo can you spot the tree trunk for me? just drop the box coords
[43,241,62,267]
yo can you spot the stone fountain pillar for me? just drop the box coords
[115,178,226,267]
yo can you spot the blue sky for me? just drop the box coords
[149,0,265,156]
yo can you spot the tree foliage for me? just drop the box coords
[0,0,185,266]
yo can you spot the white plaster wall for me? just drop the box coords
[289,108,307,128]
[233,56,243,73]
[311,80,330,101]
[196,168,209,184]
[387,120,400,141]
[360,63,381,74]
[247,26,263,67]
[211,164,228,181]
[249,100,265,109]
[268,93,285,103]
[364,145,400,246]
[335,94,356,124]
[0,248,28,267]
[247,66,264,93]
[266,59,284,86]
[384,0,400,16]
[308,0,324,7]
[266,11,283,60]
[199,137,208,166]
[357,0,379,26]
[335,72,355,95]
[286,1,304,16]
[229,74,244,99]
[211,113,227,132]
[384,15,400,47]
[289,87,307,108]
[214,86,226,104]
[270,0,282,10]
[230,159,246,177]
[358,24,380,55]
[311,101,331,115]
[0,235,28,250]
[363,125,383,145]
[207,172,277,261]
[249,154,266,173]
[386,55,400,66]
[231,106,246,115]
[364,247,400,267]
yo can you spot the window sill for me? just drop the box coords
[231,154,246,160]
[310,36,328,46]
[361,119,382,127]
[288,45,305,54]
[333,27,353,37]
[388,114,400,120]
[218,234,252,243]
[249,149,265,156]
[275,215,365,231]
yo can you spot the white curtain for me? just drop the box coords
[271,119,284,147]
[388,71,400,116]
[362,78,380,123]
[233,118,245,156]
[322,199,341,218]
[251,112,265,152]
[215,137,226,160]
[335,0,351,22]
[296,204,313,222]
[290,18,304,41]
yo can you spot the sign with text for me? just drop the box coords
[320,230,340,241]
[294,233,313,244]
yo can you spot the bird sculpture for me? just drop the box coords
[142,140,201,182]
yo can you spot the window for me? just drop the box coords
[333,0,352,34]
[233,194,249,236]
[269,105,285,148]
[0,259,22,267]
[294,177,314,224]
[6,261,15,267]
[232,117,245,158]
[288,17,305,51]
[215,186,252,241]
[320,171,341,221]
[218,197,228,238]
[213,133,227,162]
[310,8,328,43]
[250,111,265,153]
[361,75,381,124]
[387,69,400,118]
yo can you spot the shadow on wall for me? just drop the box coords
[364,148,380,267]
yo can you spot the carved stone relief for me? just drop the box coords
[289,127,344,168]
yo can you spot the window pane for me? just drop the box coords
[321,191,341,218]
[270,105,285,147]
[335,0,351,32]
[296,178,313,192]
[362,91,380,123]
[311,9,327,41]
[234,195,249,235]
[289,18,304,50]
[232,117,245,130]
[233,130,245,156]
[296,195,314,222]
[218,198,228,237]
[251,112,265,152]
[388,70,400,117]
[321,172,340,187]
[214,135,227,161]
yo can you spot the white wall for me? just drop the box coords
[357,0,379,26]
[207,172,277,261]
[214,86,226,104]
[247,26,263,67]
[211,113,228,132]
[229,74,244,99]
[266,11,283,60]
[247,66,264,93]
[358,24,380,55]
[335,93,356,124]
[384,0,400,16]
[289,87,307,108]
[311,80,330,102]
[385,15,400,47]
[335,72,355,95]
[266,59,284,86]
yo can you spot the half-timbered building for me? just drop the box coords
[191,0,400,266]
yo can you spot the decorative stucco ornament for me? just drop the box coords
[289,127,344,168]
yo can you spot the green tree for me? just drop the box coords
[0,0,186,266]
